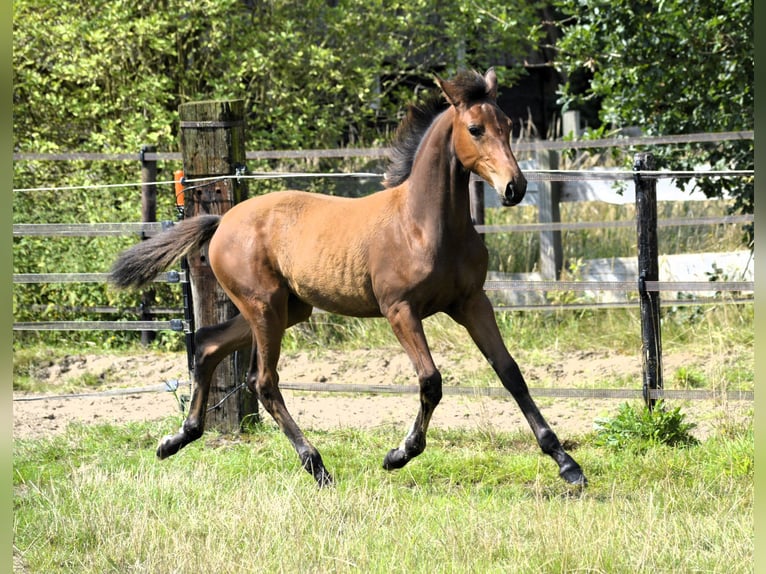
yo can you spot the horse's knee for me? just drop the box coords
[252,372,281,406]
[420,370,443,407]
[245,370,258,394]
[193,336,220,381]
[193,321,250,380]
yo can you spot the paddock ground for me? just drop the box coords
[13,348,752,442]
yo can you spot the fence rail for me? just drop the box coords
[11,380,753,402]
[13,171,754,331]
[12,320,188,332]
[12,222,171,237]
[13,271,183,284]
[12,130,753,163]
[12,213,754,238]
[13,134,754,407]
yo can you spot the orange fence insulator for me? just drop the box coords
[174,169,185,208]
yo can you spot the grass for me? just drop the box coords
[13,305,753,573]
[12,194,753,571]
[484,198,747,274]
[13,417,752,573]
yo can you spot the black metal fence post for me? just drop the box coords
[634,152,663,410]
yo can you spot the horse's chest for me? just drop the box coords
[373,238,487,310]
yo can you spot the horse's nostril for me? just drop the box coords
[517,174,527,195]
[502,183,517,206]
[502,179,527,207]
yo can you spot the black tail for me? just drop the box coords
[110,215,221,289]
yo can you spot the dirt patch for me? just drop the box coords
[13,348,751,442]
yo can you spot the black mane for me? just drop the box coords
[383,96,448,188]
[383,70,492,188]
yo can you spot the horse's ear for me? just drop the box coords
[435,74,459,107]
[484,68,498,100]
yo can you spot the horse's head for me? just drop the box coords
[436,68,527,207]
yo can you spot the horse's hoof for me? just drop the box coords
[382,448,408,470]
[559,463,587,486]
[156,434,182,460]
[315,470,335,488]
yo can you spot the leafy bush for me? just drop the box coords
[594,401,699,451]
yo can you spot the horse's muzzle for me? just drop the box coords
[501,175,527,207]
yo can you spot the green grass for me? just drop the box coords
[14,418,752,573]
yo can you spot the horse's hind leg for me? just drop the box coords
[450,293,587,486]
[382,302,442,470]
[243,295,333,486]
[157,313,251,459]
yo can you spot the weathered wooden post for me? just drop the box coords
[140,145,157,345]
[179,99,258,431]
[538,149,563,280]
[634,152,663,410]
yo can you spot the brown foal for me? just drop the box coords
[110,69,586,487]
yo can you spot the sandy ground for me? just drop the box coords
[13,347,751,442]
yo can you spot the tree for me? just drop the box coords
[13,0,544,156]
[552,0,753,239]
[12,0,545,341]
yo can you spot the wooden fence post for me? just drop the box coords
[178,99,258,432]
[634,152,663,410]
[538,149,563,280]
[140,145,157,346]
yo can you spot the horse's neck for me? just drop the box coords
[402,110,473,235]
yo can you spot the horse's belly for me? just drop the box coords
[285,256,381,318]
[289,278,380,317]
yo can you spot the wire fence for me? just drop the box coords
[12,167,755,194]
[12,135,754,404]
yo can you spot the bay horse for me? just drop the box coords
[111,69,586,487]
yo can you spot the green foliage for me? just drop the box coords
[13,0,544,340]
[13,0,542,157]
[553,0,754,238]
[673,366,706,389]
[594,401,699,451]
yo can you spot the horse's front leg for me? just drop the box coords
[157,314,251,459]
[450,293,587,486]
[239,296,333,487]
[382,302,442,470]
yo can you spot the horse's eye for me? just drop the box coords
[468,125,484,138]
